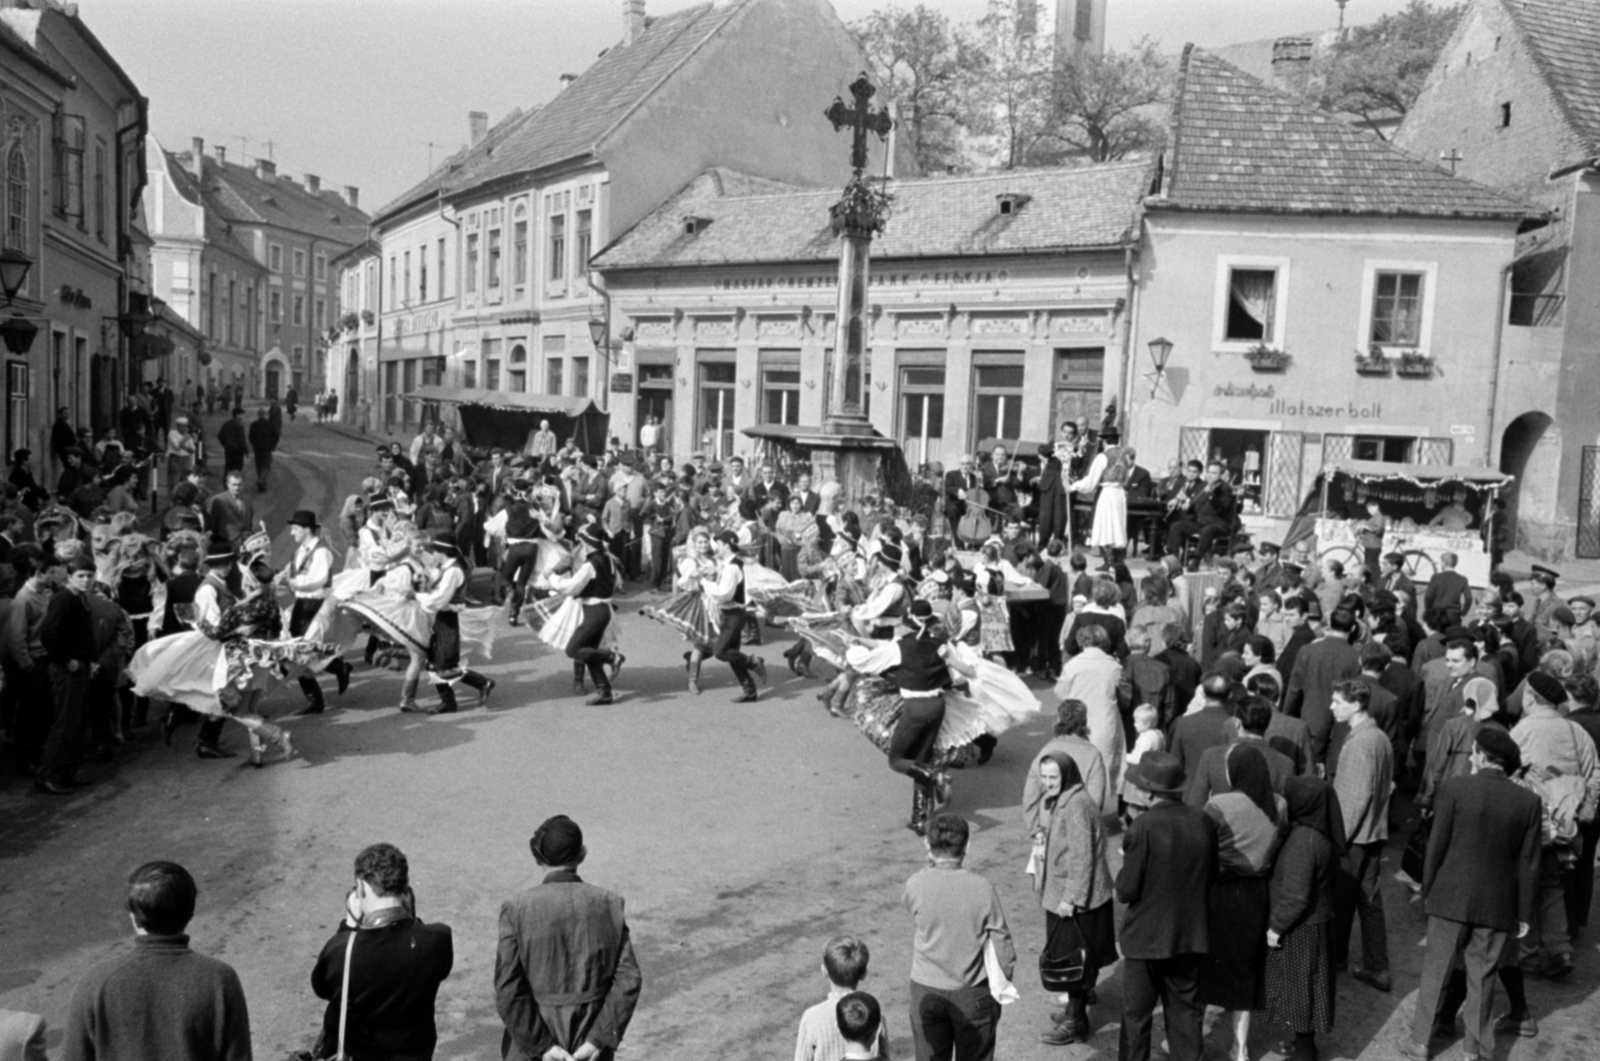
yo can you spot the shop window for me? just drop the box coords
[1352,435,1414,463]
[1209,427,1269,515]
[761,367,800,425]
[972,363,1024,447]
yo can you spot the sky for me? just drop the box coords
[77,0,1421,213]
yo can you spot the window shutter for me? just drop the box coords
[1322,433,1354,466]
[1264,431,1304,516]
[1415,437,1454,465]
[1178,426,1210,467]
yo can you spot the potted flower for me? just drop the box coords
[1355,346,1391,376]
[1243,343,1290,372]
[360,309,375,325]
[1396,350,1435,378]
[340,311,361,332]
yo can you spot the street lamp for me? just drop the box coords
[0,315,38,355]
[1145,336,1174,397]
[0,248,33,304]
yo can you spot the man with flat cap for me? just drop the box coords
[1117,751,1218,1061]
[496,815,641,1061]
[1525,565,1566,648]
[1406,727,1540,1061]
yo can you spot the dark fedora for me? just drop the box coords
[287,509,320,529]
[1127,751,1187,797]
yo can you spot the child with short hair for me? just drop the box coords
[835,991,885,1060]
[1121,703,1167,820]
[794,936,887,1061]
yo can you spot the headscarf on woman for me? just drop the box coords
[1226,743,1279,823]
[1283,774,1347,853]
[1042,750,1085,813]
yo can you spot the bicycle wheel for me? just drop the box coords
[1319,544,1362,575]
[1402,550,1436,583]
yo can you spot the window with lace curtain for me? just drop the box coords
[1225,268,1277,342]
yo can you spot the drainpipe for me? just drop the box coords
[1117,240,1140,443]
[1484,259,1513,467]
[588,269,612,414]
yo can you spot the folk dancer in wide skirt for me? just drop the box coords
[402,532,497,714]
[324,491,415,665]
[639,526,720,694]
[803,540,910,717]
[1072,435,1134,554]
[702,530,769,703]
[131,545,331,766]
[532,524,625,706]
[276,509,352,714]
[844,599,976,834]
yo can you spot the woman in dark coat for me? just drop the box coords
[1263,775,1344,1061]
[1201,744,1286,1061]
[1033,751,1117,1046]
[1035,443,1069,546]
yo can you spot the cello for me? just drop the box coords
[957,476,994,545]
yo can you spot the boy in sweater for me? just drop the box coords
[794,936,887,1061]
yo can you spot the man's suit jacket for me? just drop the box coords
[1125,653,1173,722]
[1284,636,1361,764]
[1125,464,1155,501]
[496,869,642,1059]
[1424,569,1473,623]
[1190,480,1235,527]
[1185,737,1296,806]
[1381,571,1416,600]
[1154,648,1202,720]
[1064,610,1128,661]
[1115,801,1219,959]
[1169,705,1233,778]
[205,491,254,548]
[1422,767,1542,932]
[794,489,821,515]
[1326,676,1399,778]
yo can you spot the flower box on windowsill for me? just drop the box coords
[1354,353,1392,376]
[1395,352,1435,378]
[1243,344,1291,372]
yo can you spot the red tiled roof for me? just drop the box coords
[1153,46,1533,220]
[463,2,739,187]
[1501,0,1600,161]
[593,161,1151,270]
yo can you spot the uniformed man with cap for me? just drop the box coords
[277,509,352,714]
[1525,565,1566,647]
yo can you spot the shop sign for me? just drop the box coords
[610,372,634,393]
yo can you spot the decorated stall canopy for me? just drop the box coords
[406,386,610,455]
[1284,461,1513,587]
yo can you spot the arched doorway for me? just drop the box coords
[265,364,281,400]
[1499,411,1558,555]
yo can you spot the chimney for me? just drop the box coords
[559,73,578,88]
[305,173,321,193]
[214,144,226,163]
[624,0,645,44]
[469,110,488,146]
[190,137,205,180]
[255,157,276,182]
[344,185,360,209]
[1271,37,1314,94]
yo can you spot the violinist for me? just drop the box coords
[982,445,1020,520]
[1164,460,1236,568]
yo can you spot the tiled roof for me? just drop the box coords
[1154,46,1534,220]
[593,161,1152,270]
[1501,0,1600,160]
[0,14,72,86]
[464,2,740,187]
[164,149,369,245]
[371,107,535,222]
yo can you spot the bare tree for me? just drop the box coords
[1042,37,1173,162]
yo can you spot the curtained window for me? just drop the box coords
[1371,271,1423,346]
[1225,268,1277,342]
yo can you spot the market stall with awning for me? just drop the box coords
[406,386,610,455]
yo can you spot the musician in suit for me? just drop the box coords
[1058,420,1088,481]
[1156,460,1201,557]
[1117,752,1219,1061]
[1408,728,1541,1060]
[1165,461,1236,566]
[1123,449,1159,554]
[981,445,1020,520]
[1035,443,1069,545]
[943,455,982,547]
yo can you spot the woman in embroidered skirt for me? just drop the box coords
[639,526,720,693]
[1201,744,1288,1061]
[1263,775,1343,1061]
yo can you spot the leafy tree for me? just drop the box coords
[1043,37,1173,162]
[1320,0,1463,139]
[970,0,1055,169]
[851,4,983,175]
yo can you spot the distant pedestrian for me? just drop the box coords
[218,408,247,476]
[310,843,453,1061]
[285,384,299,421]
[59,861,252,1061]
[902,812,1015,1061]
[248,408,276,493]
[495,815,641,1061]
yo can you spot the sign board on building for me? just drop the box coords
[610,372,634,393]
[1449,424,1476,435]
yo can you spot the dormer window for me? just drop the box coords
[996,193,1031,216]
[683,215,712,235]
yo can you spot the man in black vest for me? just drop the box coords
[703,530,767,703]
[497,480,543,623]
[277,510,351,714]
[1117,752,1219,1061]
[547,525,623,706]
